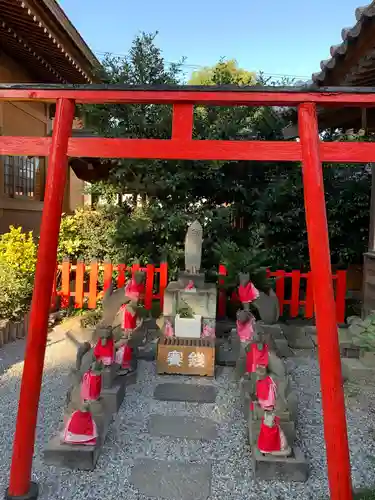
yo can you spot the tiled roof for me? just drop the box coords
[312,1,375,85]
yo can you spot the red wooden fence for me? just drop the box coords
[51,260,168,311]
[218,265,347,323]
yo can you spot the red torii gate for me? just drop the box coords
[2,84,372,500]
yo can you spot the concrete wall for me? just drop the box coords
[0,51,85,235]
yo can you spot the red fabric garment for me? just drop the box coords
[125,278,145,301]
[257,416,281,453]
[164,320,174,337]
[81,370,102,401]
[245,343,269,373]
[120,305,137,330]
[94,337,115,366]
[115,344,133,369]
[236,316,255,342]
[238,282,259,304]
[63,410,98,445]
[185,280,196,291]
[256,376,277,410]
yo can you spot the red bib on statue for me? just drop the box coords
[238,282,259,303]
[256,376,276,410]
[63,410,98,445]
[115,344,133,369]
[125,278,145,301]
[121,306,137,330]
[258,416,281,453]
[81,370,102,401]
[246,343,269,373]
[94,338,115,366]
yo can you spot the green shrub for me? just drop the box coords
[58,207,120,263]
[0,226,37,320]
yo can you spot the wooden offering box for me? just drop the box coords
[157,337,215,377]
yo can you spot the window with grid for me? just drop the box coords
[3,156,40,198]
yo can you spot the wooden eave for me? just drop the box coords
[0,0,101,84]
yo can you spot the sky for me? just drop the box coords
[59,0,363,81]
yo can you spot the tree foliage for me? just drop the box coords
[77,32,370,277]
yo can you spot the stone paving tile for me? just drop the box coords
[149,414,218,440]
[130,458,212,500]
[154,383,217,403]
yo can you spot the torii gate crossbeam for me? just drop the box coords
[0,84,366,500]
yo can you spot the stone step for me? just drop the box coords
[148,414,218,440]
[130,458,212,500]
[154,383,217,403]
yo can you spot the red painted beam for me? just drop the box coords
[2,136,375,163]
[299,102,352,500]
[1,88,375,106]
[7,98,75,498]
[172,104,194,140]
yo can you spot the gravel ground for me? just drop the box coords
[0,334,375,500]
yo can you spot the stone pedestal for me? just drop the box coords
[44,411,112,471]
[252,446,308,482]
[342,357,375,384]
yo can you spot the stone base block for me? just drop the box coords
[121,369,137,386]
[248,415,296,445]
[44,436,101,471]
[101,377,127,413]
[282,325,314,349]
[252,446,308,482]
[274,338,294,358]
[102,363,119,389]
[342,358,375,384]
[257,322,285,339]
[215,343,238,366]
[44,412,112,471]
[178,271,206,289]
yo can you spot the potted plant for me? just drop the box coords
[175,300,202,338]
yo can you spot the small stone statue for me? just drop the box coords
[62,403,98,446]
[93,328,115,366]
[164,320,174,337]
[81,360,103,402]
[185,220,203,274]
[115,337,134,375]
[257,410,291,457]
[238,272,259,311]
[245,341,269,373]
[124,271,146,301]
[120,300,138,337]
[236,309,255,343]
[255,366,277,411]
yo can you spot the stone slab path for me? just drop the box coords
[154,383,217,403]
[130,458,212,500]
[149,414,218,441]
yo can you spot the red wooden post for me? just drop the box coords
[7,98,75,499]
[290,270,301,317]
[117,263,126,289]
[274,270,285,316]
[74,260,85,309]
[298,103,352,500]
[88,260,99,309]
[159,262,168,311]
[335,270,347,324]
[304,272,314,318]
[103,261,113,293]
[145,264,155,310]
[218,264,227,318]
[61,258,70,308]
